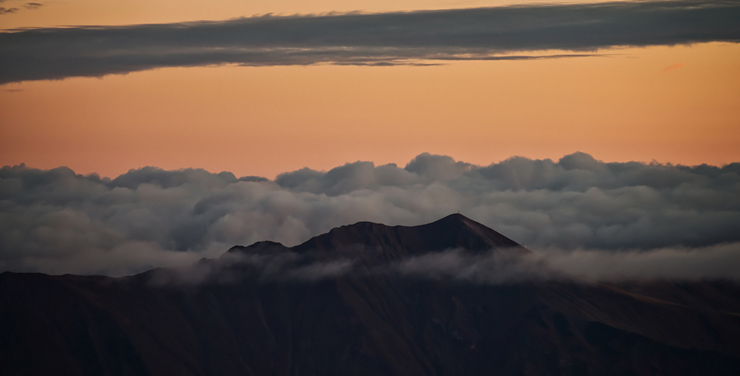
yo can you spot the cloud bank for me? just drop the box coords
[2,0,740,83]
[1,151,739,277]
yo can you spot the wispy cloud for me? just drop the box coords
[662,62,686,72]
[1,0,739,83]
[0,1,42,15]
[394,244,740,283]
[147,242,740,286]
[148,249,355,285]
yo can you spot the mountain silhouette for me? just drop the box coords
[2,215,740,375]
[228,214,526,265]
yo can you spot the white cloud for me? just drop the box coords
[1,152,739,276]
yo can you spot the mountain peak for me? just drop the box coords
[225,214,525,262]
[429,212,485,229]
[436,212,468,221]
[291,213,526,257]
[227,240,290,255]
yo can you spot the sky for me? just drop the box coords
[1,0,739,277]
[1,0,739,178]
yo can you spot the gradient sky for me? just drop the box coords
[1,0,739,179]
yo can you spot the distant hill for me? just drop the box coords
[2,214,740,375]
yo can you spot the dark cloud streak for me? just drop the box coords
[1,0,739,83]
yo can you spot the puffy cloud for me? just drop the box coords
[1,152,739,277]
[2,0,740,83]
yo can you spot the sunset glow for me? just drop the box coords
[1,0,739,179]
[2,43,739,178]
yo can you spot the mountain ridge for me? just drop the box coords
[228,213,526,260]
[2,214,740,375]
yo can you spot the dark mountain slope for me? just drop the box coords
[294,213,525,255]
[2,214,740,375]
[227,214,527,264]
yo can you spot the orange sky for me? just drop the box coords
[0,0,609,29]
[1,1,739,178]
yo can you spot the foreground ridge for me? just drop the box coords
[2,214,740,375]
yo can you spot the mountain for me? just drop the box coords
[2,214,740,375]
[227,213,526,268]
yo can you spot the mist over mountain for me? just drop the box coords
[2,152,739,277]
[2,214,740,375]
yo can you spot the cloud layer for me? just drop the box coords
[2,0,740,83]
[1,151,739,277]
